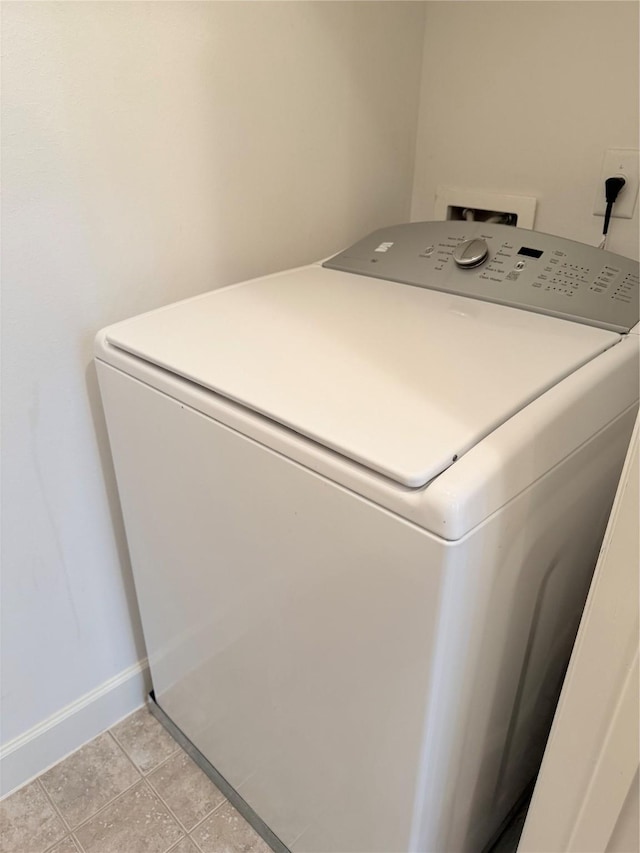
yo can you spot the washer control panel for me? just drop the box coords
[323,221,639,333]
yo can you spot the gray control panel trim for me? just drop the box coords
[323,222,639,333]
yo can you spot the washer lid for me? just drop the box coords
[104,265,619,488]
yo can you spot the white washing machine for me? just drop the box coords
[96,222,639,853]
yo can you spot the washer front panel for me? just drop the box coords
[324,221,639,333]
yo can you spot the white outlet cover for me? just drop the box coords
[593,149,639,219]
[434,187,537,229]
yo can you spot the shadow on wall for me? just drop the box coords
[85,360,147,665]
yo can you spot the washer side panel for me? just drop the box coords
[411,405,636,852]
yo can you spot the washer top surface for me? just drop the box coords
[104,265,619,487]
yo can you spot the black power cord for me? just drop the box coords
[598,175,626,249]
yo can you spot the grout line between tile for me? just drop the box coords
[103,729,148,777]
[143,743,231,836]
[36,777,73,835]
[139,776,192,836]
[165,834,195,853]
[183,793,230,836]
[109,719,181,777]
[186,830,206,853]
[40,830,83,853]
[70,831,85,853]
[69,776,188,853]
[66,775,144,834]
[159,830,188,853]
[142,740,187,779]
[144,778,192,835]
[38,732,144,833]
[41,833,70,853]
[23,710,240,853]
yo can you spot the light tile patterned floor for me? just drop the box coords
[0,708,271,853]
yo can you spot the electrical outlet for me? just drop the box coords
[593,149,639,219]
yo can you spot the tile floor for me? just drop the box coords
[0,707,270,853]
[1,705,528,853]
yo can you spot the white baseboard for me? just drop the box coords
[0,658,151,799]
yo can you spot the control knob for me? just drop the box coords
[453,238,489,268]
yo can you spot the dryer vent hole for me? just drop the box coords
[447,206,517,226]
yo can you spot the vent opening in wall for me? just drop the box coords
[435,187,537,229]
[447,206,517,226]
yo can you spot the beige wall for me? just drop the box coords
[411,1,640,260]
[0,1,425,793]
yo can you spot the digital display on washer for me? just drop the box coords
[518,247,544,258]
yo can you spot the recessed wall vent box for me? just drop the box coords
[435,187,537,229]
